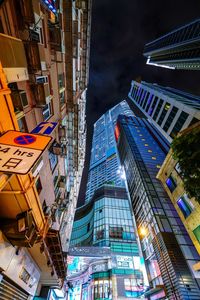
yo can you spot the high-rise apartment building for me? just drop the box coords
[157,121,200,273]
[68,101,148,299]
[143,19,200,70]
[116,114,200,299]
[0,0,91,298]
[128,80,200,143]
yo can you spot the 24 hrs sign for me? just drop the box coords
[0,131,52,174]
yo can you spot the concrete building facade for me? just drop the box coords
[157,122,200,273]
[0,0,91,298]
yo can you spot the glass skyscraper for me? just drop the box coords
[67,101,148,299]
[85,100,134,202]
[128,80,200,143]
[116,114,200,299]
[143,19,200,70]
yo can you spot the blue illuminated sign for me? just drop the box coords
[42,0,57,14]
[31,121,57,135]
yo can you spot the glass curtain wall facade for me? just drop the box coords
[68,101,148,299]
[70,186,147,299]
[85,100,134,203]
[128,80,200,142]
[116,114,200,299]
[143,19,200,70]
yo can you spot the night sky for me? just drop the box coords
[78,0,200,206]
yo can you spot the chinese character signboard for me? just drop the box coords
[0,131,52,174]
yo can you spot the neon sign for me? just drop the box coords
[41,0,57,14]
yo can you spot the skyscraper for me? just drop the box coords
[67,101,148,299]
[128,80,200,142]
[85,100,134,202]
[143,19,200,70]
[116,114,200,299]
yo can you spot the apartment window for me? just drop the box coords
[166,175,177,193]
[170,111,189,138]
[142,92,150,109]
[139,90,147,107]
[175,163,181,175]
[42,19,47,47]
[49,151,58,172]
[0,17,4,33]
[148,96,158,116]
[42,200,49,215]
[18,116,28,132]
[193,225,200,244]
[145,94,153,112]
[60,91,65,105]
[58,73,64,89]
[153,99,164,121]
[136,88,143,104]
[96,229,104,240]
[189,117,199,127]
[157,102,171,126]
[19,267,31,284]
[35,177,42,194]
[177,196,193,218]
[42,102,53,121]
[20,91,28,107]
[39,28,44,44]
[163,106,178,132]
[109,226,123,239]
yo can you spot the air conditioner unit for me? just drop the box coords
[11,90,28,110]
[36,75,48,84]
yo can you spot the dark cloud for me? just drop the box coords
[78,0,200,205]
